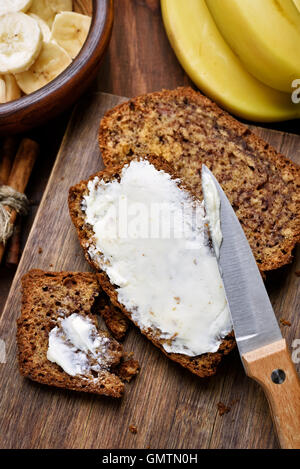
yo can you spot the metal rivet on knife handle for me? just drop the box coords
[271,369,286,385]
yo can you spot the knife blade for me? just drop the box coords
[201,164,282,357]
[201,164,300,449]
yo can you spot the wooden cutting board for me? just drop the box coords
[0,92,299,449]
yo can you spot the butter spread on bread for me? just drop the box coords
[47,313,120,377]
[81,159,232,357]
[202,168,223,258]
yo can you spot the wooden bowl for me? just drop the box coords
[0,0,113,135]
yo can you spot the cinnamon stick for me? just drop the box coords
[0,138,39,263]
[6,218,21,267]
[8,138,39,192]
[0,137,21,266]
[0,137,18,185]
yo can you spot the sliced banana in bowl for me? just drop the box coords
[28,13,51,42]
[0,12,43,74]
[51,12,92,59]
[49,0,73,17]
[0,0,32,16]
[0,0,114,134]
[0,3,92,98]
[0,77,6,103]
[28,0,73,28]
[15,41,72,95]
[0,74,22,103]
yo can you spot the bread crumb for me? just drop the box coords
[229,398,239,406]
[280,318,291,327]
[217,398,239,416]
[38,247,43,254]
[217,402,231,416]
[129,424,137,434]
[117,359,140,382]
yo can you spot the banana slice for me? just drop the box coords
[50,0,73,16]
[28,14,51,42]
[15,41,71,94]
[0,78,6,104]
[2,74,22,102]
[0,75,22,103]
[28,0,73,27]
[51,12,91,59]
[0,0,32,16]
[0,12,42,74]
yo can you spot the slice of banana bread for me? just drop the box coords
[99,87,300,272]
[17,269,138,397]
[95,287,129,341]
[68,156,235,378]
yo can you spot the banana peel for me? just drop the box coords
[206,0,300,93]
[161,0,300,122]
[293,0,300,12]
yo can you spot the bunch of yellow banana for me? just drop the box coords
[161,0,300,122]
[293,0,300,12]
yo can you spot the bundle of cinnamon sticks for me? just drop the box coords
[0,137,39,267]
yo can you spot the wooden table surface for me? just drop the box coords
[0,0,299,449]
[0,0,299,310]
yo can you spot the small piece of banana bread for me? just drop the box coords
[17,269,138,397]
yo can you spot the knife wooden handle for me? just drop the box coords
[242,338,300,449]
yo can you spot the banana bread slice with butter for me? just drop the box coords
[99,87,300,272]
[17,270,139,397]
[69,156,235,378]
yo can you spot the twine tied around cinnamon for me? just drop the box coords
[0,185,29,245]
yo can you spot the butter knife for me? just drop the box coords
[202,165,300,449]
